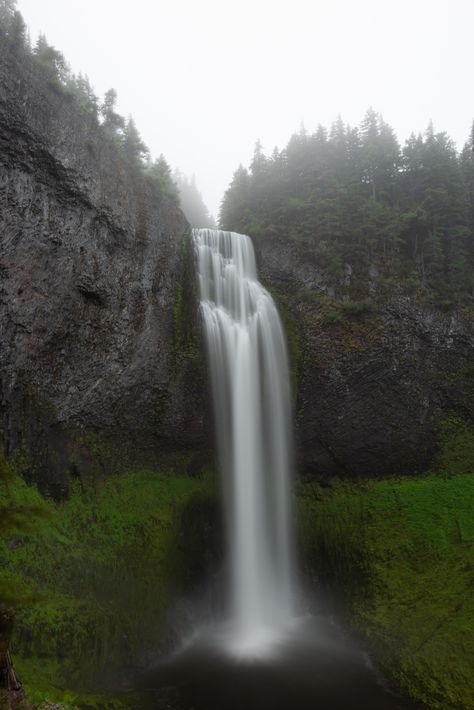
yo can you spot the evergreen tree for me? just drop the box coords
[220,165,251,231]
[72,73,98,116]
[360,109,400,202]
[0,0,16,31]
[100,88,125,136]
[146,155,178,198]
[121,116,149,166]
[33,34,70,84]
[250,139,268,179]
[174,171,215,228]
[220,111,474,302]
[0,1,27,51]
[461,122,474,293]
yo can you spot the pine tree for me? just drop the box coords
[121,117,148,166]
[174,171,215,228]
[72,73,98,116]
[250,139,268,179]
[460,121,474,293]
[359,109,400,202]
[0,1,27,51]
[220,165,251,231]
[0,0,16,30]
[33,34,70,84]
[220,111,474,301]
[100,89,125,136]
[146,155,178,198]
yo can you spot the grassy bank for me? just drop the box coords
[298,425,474,708]
[0,467,216,709]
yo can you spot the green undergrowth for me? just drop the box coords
[297,288,378,325]
[1,467,216,709]
[298,418,474,709]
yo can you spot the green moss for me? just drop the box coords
[298,422,474,709]
[0,467,216,708]
[320,308,343,325]
[264,285,302,393]
[339,298,376,318]
[294,288,377,326]
[15,656,153,709]
[431,414,474,476]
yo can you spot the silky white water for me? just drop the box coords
[193,228,295,653]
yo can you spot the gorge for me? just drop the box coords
[0,8,474,710]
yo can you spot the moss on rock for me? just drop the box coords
[0,466,217,708]
[298,420,474,709]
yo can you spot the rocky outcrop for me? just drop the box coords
[255,233,474,477]
[0,46,206,493]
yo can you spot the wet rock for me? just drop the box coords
[0,46,207,490]
[255,232,474,477]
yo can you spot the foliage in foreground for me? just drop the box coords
[298,418,474,709]
[0,468,215,709]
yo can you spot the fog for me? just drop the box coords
[16,0,474,219]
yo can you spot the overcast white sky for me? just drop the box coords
[16,0,474,218]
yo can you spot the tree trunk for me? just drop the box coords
[0,650,22,691]
[0,608,24,703]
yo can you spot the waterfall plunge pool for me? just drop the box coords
[138,613,420,710]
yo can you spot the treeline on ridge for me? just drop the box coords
[0,0,179,202]
[220,110,474,305]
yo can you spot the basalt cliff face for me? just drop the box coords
[256,232,474,477]
[0,46,206,493]
[3,43,474,489]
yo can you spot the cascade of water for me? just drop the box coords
[193,228,295,652]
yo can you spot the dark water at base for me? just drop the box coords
[138,615,420,710]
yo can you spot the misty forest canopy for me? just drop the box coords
[0,0,213,225]
[173,171,216,229]
[221,111,474,304]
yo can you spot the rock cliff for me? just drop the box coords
[0,46,206,493]
[256,232,474,477]
[3,41,474,486]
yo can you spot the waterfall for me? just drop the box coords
[193,228,295,653]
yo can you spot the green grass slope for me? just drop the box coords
[298,420,474,709]
[1,468,215,709]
